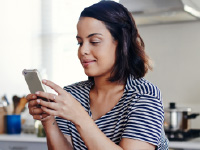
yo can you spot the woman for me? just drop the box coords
[27,1,169,150]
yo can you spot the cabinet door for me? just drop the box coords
[0,141,48,150]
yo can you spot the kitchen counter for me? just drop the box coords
[0,134,200,150]
[0,133,46,142]
[0,133,47,150]
[169,138,200,150]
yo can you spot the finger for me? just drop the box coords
[41,106,58,116]
[49,94,57,102]
[37,99,57,110]
[28,99,39,108]
[29,107,43,115]
[26,94,37,101]
[42,79,64,95]
[32,113,50,121]
[35,92,57,103]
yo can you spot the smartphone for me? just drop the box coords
[22,69,49,102]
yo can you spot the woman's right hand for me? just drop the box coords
[26,94,50,122]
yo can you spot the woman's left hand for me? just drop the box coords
[35,79,85,123]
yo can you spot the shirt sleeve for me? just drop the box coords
[122,93,164,146]
[55,116,71,136]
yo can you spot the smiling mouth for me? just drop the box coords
[81,60,96,67]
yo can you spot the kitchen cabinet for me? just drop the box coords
[0,134,47,150]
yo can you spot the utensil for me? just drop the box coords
[15,97,27,114]
[0,97,7,113]
[2,95,9,105]
[12,96,20,114]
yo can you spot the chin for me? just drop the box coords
[84,71,95,77]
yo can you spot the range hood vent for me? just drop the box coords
[119,0,200,25]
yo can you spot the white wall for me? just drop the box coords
[138,21,200,128]
[0,0,41,101]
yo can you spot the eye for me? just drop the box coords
[91,41,100,45]
[77,42,83,46]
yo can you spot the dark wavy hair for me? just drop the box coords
[80,1,152,83]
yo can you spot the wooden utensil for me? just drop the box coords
[15,97,28,114]
[12,96,20,114]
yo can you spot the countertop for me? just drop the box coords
[169,138,200,149]
[0,134,200,149]
[0,133,46,142]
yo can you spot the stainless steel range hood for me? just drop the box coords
[119,0,200,25]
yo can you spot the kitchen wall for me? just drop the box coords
[0,0,41,99]
[138,21,200,128]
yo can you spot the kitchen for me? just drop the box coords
[0,0,200,150]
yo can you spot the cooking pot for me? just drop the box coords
[164,102,199,132]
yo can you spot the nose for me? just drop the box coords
[79,43,90,56]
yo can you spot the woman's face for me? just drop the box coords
[77,17,118,79]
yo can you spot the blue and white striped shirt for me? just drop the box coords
[56,75,169,149]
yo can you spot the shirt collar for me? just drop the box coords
[124,74,145,91]
[87,74,145,91]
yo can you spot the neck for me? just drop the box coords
[92,76,125,95]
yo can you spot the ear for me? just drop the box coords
[113,39,118,46]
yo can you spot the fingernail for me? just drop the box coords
[40,115,42,119]
[32,95,36,99]
[35,91,39,94]
[37,99,40,104]
[43,79,47,83]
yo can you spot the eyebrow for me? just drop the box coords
[76,33,103,39]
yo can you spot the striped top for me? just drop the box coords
[56,75,169,149]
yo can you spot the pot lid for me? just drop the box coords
[164,102,191,112]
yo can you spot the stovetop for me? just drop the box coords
[165,129,200,141]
